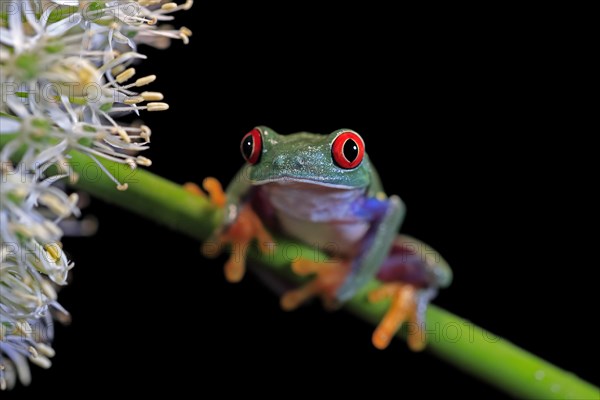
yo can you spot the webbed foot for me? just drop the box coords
[369,283,426,351]
[280,258,350,311]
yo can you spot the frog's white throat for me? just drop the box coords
[259,181,369,256]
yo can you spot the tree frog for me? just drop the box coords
[190,127,452,350]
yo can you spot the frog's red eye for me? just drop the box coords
[332,131,365,169]
[241,128,262,164]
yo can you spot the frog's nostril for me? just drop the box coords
[294,156,305,167]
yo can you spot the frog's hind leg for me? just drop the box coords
[369,283,437,351]
[370,235,452,350]
[280,258,350,311]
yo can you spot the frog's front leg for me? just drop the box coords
[185,177,274,283]
[212,205,274,282]
[337,195,406,301]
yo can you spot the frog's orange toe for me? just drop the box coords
[201,240,222,259]
[372,327,393,350]
[280,293,299,311]
[280,282,318,311]
[224,255,246,283]
[202,177,226,207]
[183,182,205,196]
[183,178,227,208]
[368,284,399,303]
[291,258,319,276]
[407,324,426,352]
[219,220,252,283]
[369,283,424,351]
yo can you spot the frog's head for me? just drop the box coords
[240,126,371,189]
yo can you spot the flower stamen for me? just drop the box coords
[141,91,164,101]
[116,68,137,84]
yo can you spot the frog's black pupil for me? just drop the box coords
[242,135,254,160]
[343,139,359,162]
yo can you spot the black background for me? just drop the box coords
[6,3,597,398]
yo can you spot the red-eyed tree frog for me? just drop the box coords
[188,127,452,350]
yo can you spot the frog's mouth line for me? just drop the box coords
[252,176,359,190]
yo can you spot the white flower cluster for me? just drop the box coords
[0,0,192,389]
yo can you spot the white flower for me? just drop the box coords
[2,0,192,188]
[0,0,192,389]
[0,161,75,390]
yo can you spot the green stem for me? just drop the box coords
[2,139,598,399]
[64,151,222,241]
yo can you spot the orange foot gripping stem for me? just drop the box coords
[185,178,274,283]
